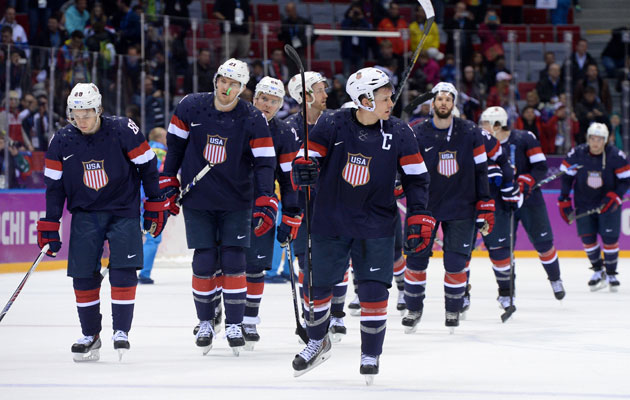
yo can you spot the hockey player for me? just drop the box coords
[38,83,169,362]
[481,106,566,303]
[242,76,302,349]
[406,82,494,333]
[558,123,630,291]
[285,72,348,341]
[160,58,277,356]
[291,67,432,382]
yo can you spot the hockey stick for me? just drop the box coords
[533,164,582,190]
[176,162,215,206]
[568,198,629,224]
[0,244,49,323]
[403,90,435,115]
[392,0,435,106]
[501,144,517,323]
[284,44,315,325]
[284,242,309,343]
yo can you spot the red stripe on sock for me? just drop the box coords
[74,288,99,303]
[223,275,246,291]
[111,286,136,301]
[192,276,216,292]
[247,281,264,296]
[445,271,467,285]
[404,269,426,282]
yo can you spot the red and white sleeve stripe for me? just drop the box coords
[526,146,546,164]
[168,114,189,139]
[487,141,502,161]
[44,158,63,180]
[473,144,488,164]
[615,164,630,179]
[250,137,276,158]
[560,160,578,176]
[127,141,155,165]
[400,153,428,175]
[296,140,328,158]
[278,151,298,172]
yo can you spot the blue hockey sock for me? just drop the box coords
[192,248,219,321]
[489,247,512,293]
[534,241,561,281]
[109,268,137,333]
[221,246,247,325]
[358,281,388,356]
[303,286,333,341]
[404,255,428,312]
[331,269,349,315]
[244,265,265,322]
[602,237,619,275]
[73,276,102,336]
[444,251,468,312]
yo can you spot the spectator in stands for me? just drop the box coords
[246,60,264,93]
[213,0,253,60]
[185,48,215,93]
[538,51,556,81]
[484,54,510,89]
[326,74,351,110]
[376,39,403,82]
[444,1,476,66]
[524,89,544,116]
[125,103,140,126]
[0,7,28,46]
[85,21,117,70]
[133,75,165,132]
[376,2,409,57]
[601,27,628,78]
[341,3,371,76]
[34,15,67,70]
[409,4,440,56]
[170,26,189,76]
[278,2,313,76]
[536,63,565,104]
[574,63,612,114]
[567,39,596,85]
[418,50,440,88]
[118,1,143,53]
[515,106,544,141]
[575,86,609,144]
[29,95,52,152]
[470,51,487,91]
[57,30,90,87]
[18,93,39,151]
[351,0,388,28]
[501,0,523,24]
[0,90,27,147]
[123,45,142,101]
[478,10,507,65]
[267,48,290,84]
[64,0,90,37]
[0,133,30,189]
[440,53,456,84]
[486,71,512,109]
[461,65,484,122]
[27,0,51,44]
[164,0,192,34]
[148,50,172,95]
[84,2,113,36]
[544,102,580,153]
[551,0,572,25]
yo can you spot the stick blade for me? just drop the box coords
[418,0,435,19]
[500,306,516,323]
[284,44,303,70]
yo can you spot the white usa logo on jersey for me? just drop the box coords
[82,160,109,191]
[342,153,371,187]
[203,135,228,164]
[438,151,459,178]
[586,171,603,189]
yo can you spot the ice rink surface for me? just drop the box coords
[1,256,629,400]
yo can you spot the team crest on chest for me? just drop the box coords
[437,151,459,177]
[586,171,603,189]
[82,160,109,191]
[342,153,371,187]
[203,134,228,164]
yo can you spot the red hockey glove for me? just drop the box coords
[557,196,573,224]
[404,211,436,256]
[517,174,536,199]
[159,174,180,216]
[143,196,171,237]
[394,181,405,199]
[291,157,319,189]
[600,191,622,214]
[276,208,303,246]
[501,183,523,211]
[253,195,279,237]
[37,218,62,257]
[476,199,496,235]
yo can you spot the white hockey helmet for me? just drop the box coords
[480,106,508,129]
[288,71,327,106]
[214,58,250,94]
[587,122,609,142]
[346,67,392,112]
[255,76,285,108]
[431,81,458,104]
[452,106,461,118]
[66,83,102,127]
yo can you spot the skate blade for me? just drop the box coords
[363,375,375,386]
[609,285,619,293]
[231,346,244,357]
[590,282,608,292]
[398,309,406,316]
[199,344,212,355]
[329,332,345,344]
[298,337,305,345]
[349,308,361,317]
[214,325,222,334]
[72,349,100,362]
[403,325,417,334]
[293,352,332,377]
[244,341,257,351]
[448,327,455,335]
[460,311,467,321]
[117,348,127,362]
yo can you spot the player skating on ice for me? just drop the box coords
[407,82,494,334]
[481,106,566,302]
[161,58,277,356]
[558,123,630,292]
[291,67,431,383]
[242,77,302,349]
[39,83,169,362]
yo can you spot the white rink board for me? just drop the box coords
[0,257,629,400]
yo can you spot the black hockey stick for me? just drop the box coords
[403,90,435,115]
[392,0,435,106]
[0,244,49,324]
[285,243,309,343]
[284,44,315,326]
[501,144,517,323]
[533,164,582,190]
[569,198,629,224]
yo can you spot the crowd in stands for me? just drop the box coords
[0,0,627,189]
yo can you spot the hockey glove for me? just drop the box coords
[159,174,181,216]
[476,199,496,235]
[404,211,436,256]
[517,174,536,199]
[487,163,503,187]
[37,218,62,257]
[253,195,279,237]
[557,196,573,224]
[276,208,303,246]
[394,177,405,199]
[501,183,523,211]
[291,157,319,188]
[143,196,171,237]
[600,191,622,214]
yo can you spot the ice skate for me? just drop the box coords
[328,316,346,343]
[292,336,332,377]
[195,320,214,355]
[445,311,459,334]
[401,310,422,334]
[242,324,260,351]
[360,353,379,386]
[71,334,101,362]
[497,295,516,311]
[225,323,245,356]
[348,295,361,316]
[588,270,607,291]
[112,330,130,361]
[550,279,565,300]
[396,291,406,315]
[607,274,620,292]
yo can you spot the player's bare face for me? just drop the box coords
[587,135,605,155]
[433,93,454,119]
[72,109,99,134]
[480,121,499,137]
[253,93,282,121]
[309,82,328,112]
[372,87,394,120]
[216,76,241,106]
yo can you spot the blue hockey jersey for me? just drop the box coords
[268,116,301,210]
[483,129,516,209]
